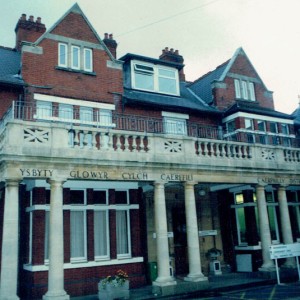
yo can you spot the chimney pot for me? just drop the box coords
[170,48,174,53]
[175,50,179,55]
[104,33,108,39]
[29,15,34,22]
[109,34,113,39]
[21,14,26,21]
[36,17,41,23]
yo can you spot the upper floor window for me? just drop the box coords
[162,111,188,135]
[132,61,179,96]
[281,123,289,135]
[58,43,93,72]
[234,79,256,101]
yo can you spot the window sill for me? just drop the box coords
[23,257,144,271]
[55,66,96,76]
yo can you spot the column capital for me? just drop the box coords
[47,178,67,186]
[4,178,21,187]
[153,180,166,187]
[184,181,197,188]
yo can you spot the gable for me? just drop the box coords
[50,12,99,44]
[228,53,259,79]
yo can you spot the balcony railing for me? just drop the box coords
[0,101,298,148]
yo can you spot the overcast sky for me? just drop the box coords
[1,0,299,114]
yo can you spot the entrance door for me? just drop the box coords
[172,207,188,275]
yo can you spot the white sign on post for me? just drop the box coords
[269,243,300,285]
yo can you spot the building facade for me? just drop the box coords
[0,4,299,300]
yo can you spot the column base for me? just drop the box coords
[153,276,177,287]
[259,262,275,272]
[184,273,208,282]
[152,278,177,297]
[43,291,70,300]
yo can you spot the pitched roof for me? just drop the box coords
[0,46,24,86]
[224,101,292,120]
[123,82,220,114]
[187,60,229,104]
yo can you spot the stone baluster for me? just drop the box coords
[131,135,137,152]
[115,134,122,152]
[123,134,129,152]
[91,131,97,150]
[74,129,79,147]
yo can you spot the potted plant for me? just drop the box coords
[98,269,129,300]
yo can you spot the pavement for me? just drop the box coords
[71,271,300,300]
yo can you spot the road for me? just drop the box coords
[181,282,300,300]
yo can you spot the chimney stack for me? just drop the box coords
[103,33,118,59]
[15,14,46,51]
[159,47,185,81]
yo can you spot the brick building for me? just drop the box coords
[0,3,299,299]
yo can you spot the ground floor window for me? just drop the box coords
[27,185,138,266]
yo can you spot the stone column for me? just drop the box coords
[256,184,275,270]
[43,179,69,300]
[153,182,176,287]
[184,182,207,282]
[278,185,295,267]
[0,179,20,300]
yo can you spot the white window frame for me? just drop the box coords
[99,109,113,126]
[58,43,68,68]
[71,45,80,70]
[80,106,93,123]
[234,79,256,101]
[162,111,188,135]
[36,100,52,119]
[84,48,93,72]
[59,103,73,121]
[131,60,179,96]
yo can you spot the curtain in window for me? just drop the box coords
[116,210,129,255]
[71,211,85,259]
[94,211,108,257]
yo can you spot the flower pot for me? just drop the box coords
[98,280,129,300]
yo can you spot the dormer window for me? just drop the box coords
[132,60,179,96]
[234,79,256,101]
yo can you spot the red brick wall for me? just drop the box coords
[51,13,99,44]
[21,12,123,104]
[0,88,22,118]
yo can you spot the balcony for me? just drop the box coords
[0,101,299,175]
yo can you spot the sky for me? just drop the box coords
[1,0,299,114]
